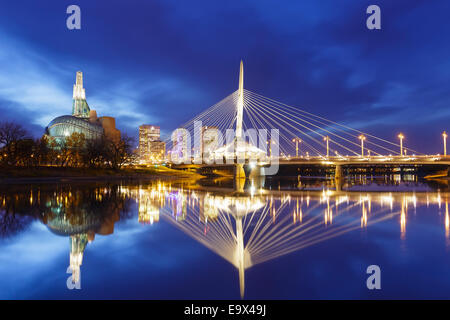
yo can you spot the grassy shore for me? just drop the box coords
[0,165,203,183]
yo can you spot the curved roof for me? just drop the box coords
[47,115,102,130]
[45,212,103,236]
[46,115,103,139]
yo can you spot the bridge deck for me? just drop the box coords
[172,155,450,168]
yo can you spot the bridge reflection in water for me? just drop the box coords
[1,180,449,298]
[130,181,450,298]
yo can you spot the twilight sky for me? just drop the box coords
[0,0,449,153]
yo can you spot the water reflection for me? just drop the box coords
[0,177,449,298]
[0,184,130,287]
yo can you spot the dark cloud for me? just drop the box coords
[0,99,44,137]
[0,0,449,153]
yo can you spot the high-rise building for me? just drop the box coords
[139,125,166,163]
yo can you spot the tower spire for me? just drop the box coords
[73,71,86,100]
[236,60,244,140]
[72,71,90,118]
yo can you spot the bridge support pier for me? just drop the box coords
[249,165,265,179]
[335,165,343,179]
[235,163,246,179]
[335,164,344,192]
[234,164,246,193]
[248,165,266,189]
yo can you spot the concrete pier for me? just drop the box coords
[335,164,343,192]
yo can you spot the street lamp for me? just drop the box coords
[398,133,404,156]
[443,131,448,156]
[292,138,302,157]
[358,135,366,157]
[323,136,330,158]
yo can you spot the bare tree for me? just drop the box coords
[0,122,29,147]
[81,135,108,168]
[105,134,135,170]
[0,122,31,166]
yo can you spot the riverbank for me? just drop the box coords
[0,166,203,184]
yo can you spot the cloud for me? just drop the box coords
[0,222,68,299]
[0,0,450,152]
[0,34,72,131]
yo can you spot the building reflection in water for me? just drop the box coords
[0,180,450,297]
[42,186,126,285]
[0,184,128,286]
[138,186,165,225]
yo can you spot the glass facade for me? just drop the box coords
[45,115,103,142]
[72,99,90,118]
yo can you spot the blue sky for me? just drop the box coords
[0,0,449,152]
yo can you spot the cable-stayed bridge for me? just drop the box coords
[165,61,450,182]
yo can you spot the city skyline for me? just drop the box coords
[0,1,450,154]
[2,1,450,304]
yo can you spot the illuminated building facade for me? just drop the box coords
[45,71,121,143]
[139,125,166,163]
[202,126,220,160]
[170,128,190,163]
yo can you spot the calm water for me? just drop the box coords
[1,175,450,299]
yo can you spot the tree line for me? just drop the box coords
[0,121,135,169]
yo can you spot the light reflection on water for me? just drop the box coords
[0,176,450,299]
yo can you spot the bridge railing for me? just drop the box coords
[276,154,448,163]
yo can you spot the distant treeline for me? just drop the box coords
[0,121,135,169]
